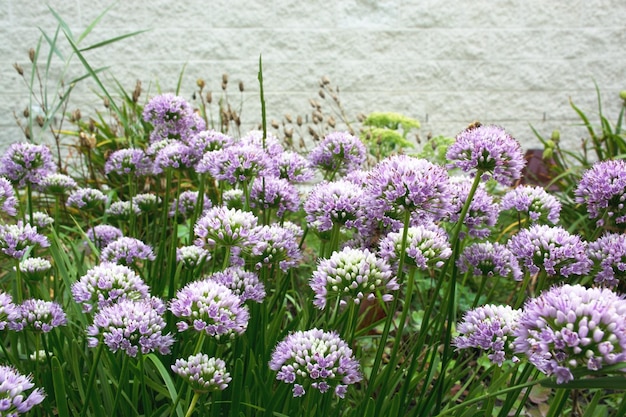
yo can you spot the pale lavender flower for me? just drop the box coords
[309,131,367,179]
[344,169,370,186]
[37,173,77,194]
[249,177,300,218]
[185,129,234,154]
[0,365,46,414]
[146,139,176,157]
[0,221,49,259]
[454,304,521,366]
[276,151,314,183]
[72,262,150,313]
[446,124,526,186]
[222,189,245,210]
[0,177,18,216]
[513,284,626,384]
[499,185,561,225]
[507,224,591,277]
[104,148,153,177]
[269,328,362,398]
[447,175,498,238]
[176,245,211,269]
[379,223,452,271]
[100,237,155,266]
[194,206,258,249]
[240,130,285,157]
[131,193,161,212]
[143,93,199,143]
[67,187,107,210]
[169,190,212,220]
[10,299,67,333]
[457,242,523,281]
[105,200,141,220]
[587,232,626,287]
[0,142,55,187]
[85,225,123,250]
[304,180,366,235]
[172,354,232,393]
[30,212,54,229]
[169,278,249,339]
[0,292,17,330]
[310,247,397,310]
[196,144,278,185]
[152,141,198,174]
[246,224,302,272]
[575,159,626,227]
[87,297,174,356]
[207,266,265,303]
[18,257,52,281]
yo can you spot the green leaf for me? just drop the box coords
[51,356,69,417]
[145,353,184,417]
[80,30,150,52]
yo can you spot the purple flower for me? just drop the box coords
[87,297,174,356]
[67,187,107,210]
[379,223,452,271]
[196,144,278,185]
[171,354,232,393]
[222,189,245,210]
[169,278,249,339]
[37,173,77,194]
[104,148,153,177]
[10,299,67,332]
[587,232,626,287]
[304,180,367,235]
[0,292,18,330]
[143,93,199,143]
[176,245,211,269]
[30,212,54,229]
[513,284,626,384]
[240,130,285,157]
[447,176,499,238]
[169,191,212,220]
[457,242,523,281]
[364,155,451,230]
[0,221,49,259]
[499,185,561,225]
[245,224,302,272]
[194,206,258,249]
[0,365,46,414]
[575,159,626,227]
[309,131,367,179]
[18,257,52,281]
[85,225,123,250]
[185,129,234,154]
[454,304,521,366]
[269,328,362,398]
[0,142,55,187]
[249,177,301,218]
[310,247,397,310]
[0,177,18,216]
[507,225,591,277]
[446,124,526,186]
[131,193,161,212]
[207,266,265,303]
[276,151,314,183]
[72,262,150,313]
[105,200,141,220]
[152,142,198,174]
[100,237,155,266]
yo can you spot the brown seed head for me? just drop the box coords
[197,78,206,90]
[13,63,24,76]
[132,80,142,103]
[36,115,44,127]
[29,48,36,63]
[23,107,29,118]
[238,81,244,92]
[206,91,213,104]
[73,109,81,122]
[103,97,110,108]
[297,116,303,126]
[271,119,280,129]
[284,113,293,123]
[318,90,325,99]
[321,76,330,85]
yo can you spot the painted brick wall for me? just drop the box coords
[1,0,625,153]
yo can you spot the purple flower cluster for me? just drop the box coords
[169,191,212,220]
[100,237,155,266]
[247,224,302,272]
[176,245,211,269]
[379,223,452,271]
[269,328,362,398]
[105,200,141,220]
[30,212,54,229]
[143,93,201,143]
[171,354,231,393]
[67,187,107,210]
[304,180,366,235]
[194,206,258,249]
[0,292,17,330]
[186,129,234,154]
[587,232,626,287]
[131,193,161,212]
[447,176,498,238]
[240,130,285,157]
[38,173,77,194]
[85,225,123,250]
[152,142,197,174]
[310,247,397,310]
[169,279,249,339]
[199,144,279,185]
[457,242,523,281]
[10,299,67,333]
[575,159,626,227]
[308,131,367,179]
[105,148,153,177]
[207,266,265,303]
[0,178,18,216]
[454,304,521,366]
[507,225,591,277]
[0,142,55,187]
[72,262,150,313]
[0,365,46,414]
[0,221,49,259]
[277,151,314,183]
[249,177,301,218]
[513,284,626,384]
[499,185,561,225]
[88,297,174,356]
[18,257,52,281]
[446,124,526,186]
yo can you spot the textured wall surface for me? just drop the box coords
[1,0,625,152]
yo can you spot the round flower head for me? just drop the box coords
[37,173,77,194]
[513,284,626,384]
[18,257,52,281]
[587,232,626,287]
[194,206,258,249]
[454,304,522,366]
[30,211,54,229]
[245,224,302,273]
[100,237,155,266]
[105,200,141,220]
[169,278,249,339]
[276,151,314,183]
[222,189,245,210]
[240,130,285,157]
[0,177,18,216]
[176,245,211,269]
[447,175,499,238]
[104,148,153,177]
[379,223,452,271]
[10,299,67,333]
[304,180,367,236]
[507,224,591,278]
[169,190,212,220]
[143,93,198,143]
[249,176,301,218]
[87,297,174,356]
[0,292,18,330]
[308,131,367,179]
[72,262,150,313]
[269,328,362,398]
[0,221,49,259]
[152,141,198,174]
[575,159,626,227]
[310,247,397,310]
[0,365,46,414]
[196,144,278,185]
[457,242,523,281]
[499,185,561,225]
[131,193,161,212]
[67,187,107,210]
[446,124,526,186]
[207,266,266,303]
[172,354,232,393]
[85,224,123,250]
[0,142,55,187]
[185,129,234,154]
[365,155,451,230]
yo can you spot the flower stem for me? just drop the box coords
[184,391,202,417]
[80,343,104,417]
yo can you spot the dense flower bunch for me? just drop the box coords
[499,185,561,225]
[105,200,141,219]
[142,93,202,142]
[587,232,626,287]
[276,151,314,183]
[0,142,55,187]
[269,328,362,398]
[85,225,123,250]
[186,129,233,153]
[447,176,498,238]
[454,304,521,366]
[38,173,77,194]
[194,206,258,249]
[72,262,150,313]
[104,148,153,177]
[66,187,107,210]
[308,131,367,179]
[457,242,523,281]
[0,178,17,216]
[0,365,46,415]
[207,266,265,303]
[0,292,17,330]
[249,177,301,218]
[0,221,49,259]
[176,245,211,269]
[30,212,54,229]
[169,191,211,220]
[310,247,397,310]
[379,223,452,271]
[246,224,302,272]
[513,284,626,384]
[171,354,231,393]
[197,144,278,185]
[304,180,366,235]
[88,297,174,356]
[575,159,626,227]
[240,130,285,157]
[131,193,161,212]
[100,237,155,265]
[446,124,525,186]
[152,141,197,174]
[18,257,52,281]
[10,299,67,332]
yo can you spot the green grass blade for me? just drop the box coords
[175,63,187,95]
[76,1,117,44]
[51,356,70,417]
[80,30,150,52]
[145,353,184,417]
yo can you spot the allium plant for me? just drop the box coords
[379,223,452,271]
[30,212,54,229]
[142,93,199,143]
[276,150,314,183]
[85,224,123,250]
[169,191,212,220]
[0,365,46,415]
[37,173,77,194]
[457,242,523,282]
[0,142,55,187]
[131,193,161,212]
[66,187,107,210]
[104,148,153,177]
[0,292,17,330]
[206,266,265,303]
[17,257,52,281]
[100,236,155,266]
[152,141,198,174]
[196,144,278,186]
[575,159,626,228]
[246,224,302,273]
[171,353,231,392]
[194,206,258,249]
[0,221,49,259]
[587,232,626,287]
[499,185,561,225]
[176,245,211,269]
[308,131,367,180]
[105,200,141,220]
[304,180,366,236]
[447,175,499,238]
[249,176,301,219]
[185,129,234,154]
[0,177,18,216]
[10,299,67,332]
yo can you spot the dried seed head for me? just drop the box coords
[299,137,306,149]
[222,73,229,84]
[327,116,336,128]
[206,91,213,104]
[271,119,280,129]
[197,78,206,89]
[235,115,241,126]
[331,94,340,104]
[238,81,244,92]
[13,63,24,76]
[318,89,325,99]
[284,113,293,123]
[285,127,293,138]
[309,99,316,109]
[24,126,31,139]
[23,107,29,118]
[297,116,303,126]
[36,115,44,127]
[321,76,330,85]
[103,97,110,108]
[308,126,317,137]
[89,118,96,132]
[357,113,366,122]
[72,109,81,122]
[29,48,36,63]
[221,81,227,91]
[132,80,142,103]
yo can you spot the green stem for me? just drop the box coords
[185,391,202,417]
[112,354,130,413]
[80,343,104,417]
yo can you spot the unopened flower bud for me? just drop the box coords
[543,147,554,160]
[551,130,560,143]
[222,73,229,84]
[297,116,303,126]
[197,78,205,89]
[73,109,81,121]
[620,90,626,101]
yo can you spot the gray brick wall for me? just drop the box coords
[1,0,625,153]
